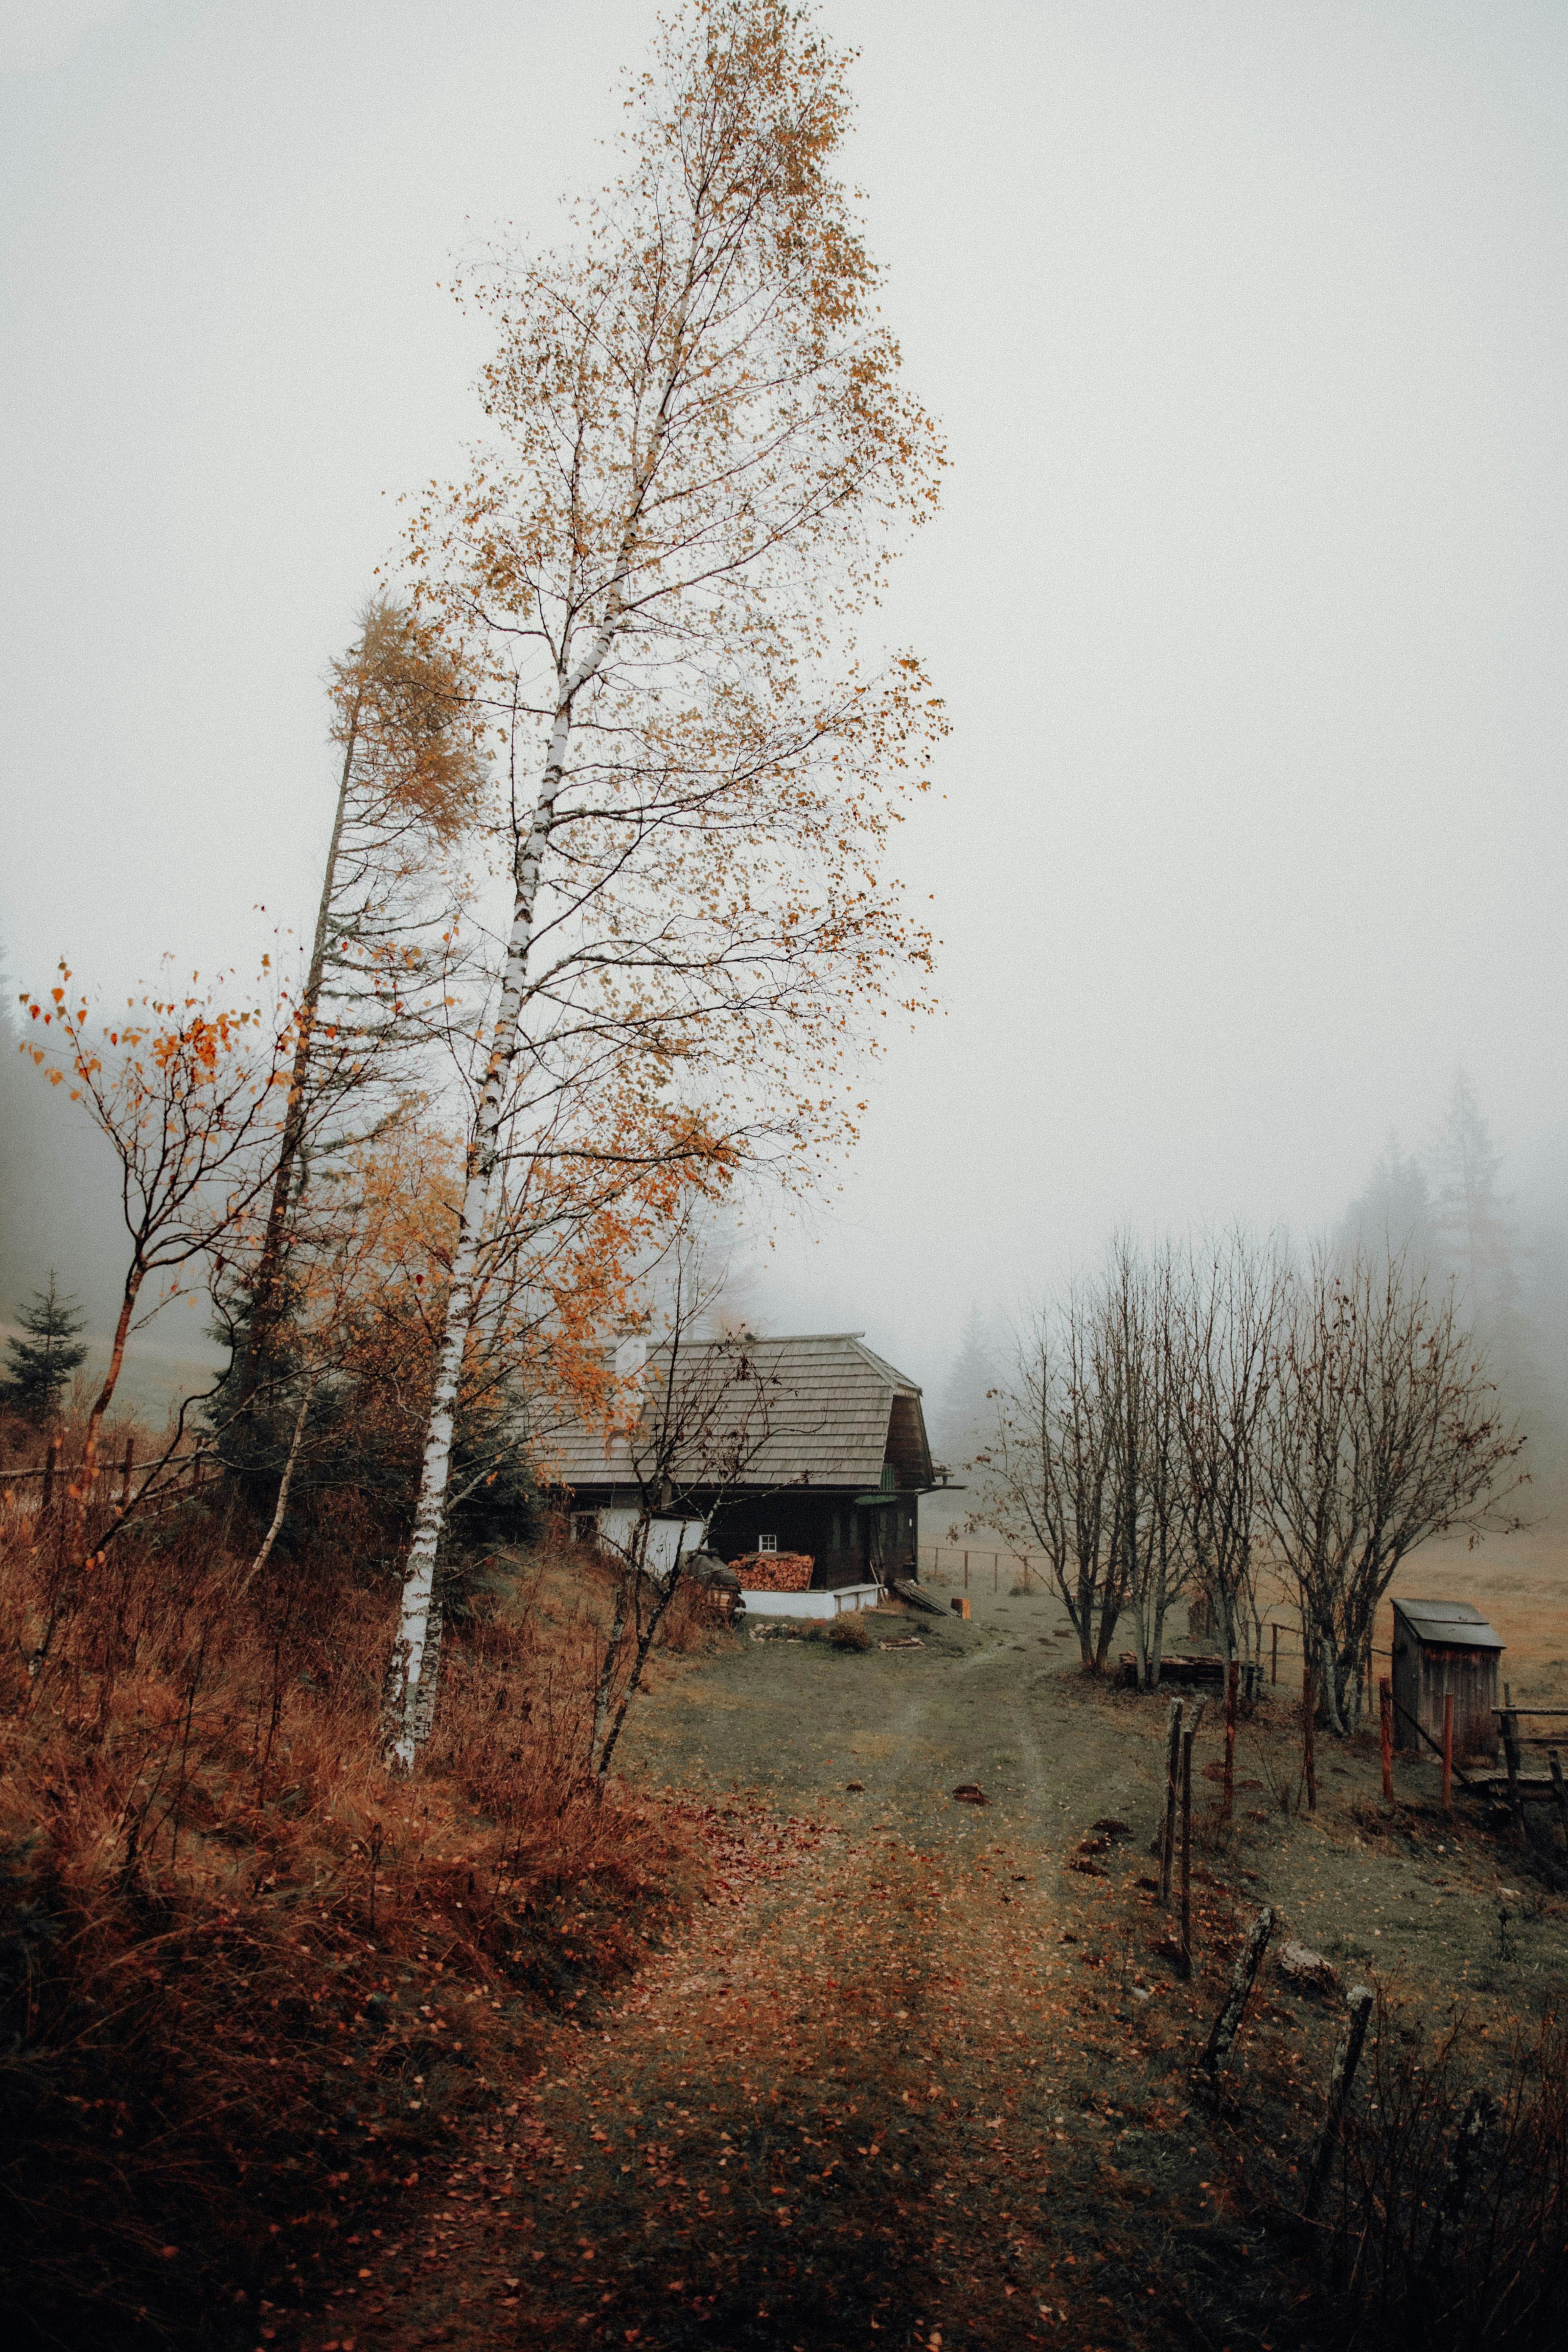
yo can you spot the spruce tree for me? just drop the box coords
[1431,1071,1517,1327]
[933,1304,1003,1468]
[1335,1133,1436,1265]
[2,1272,88,1422]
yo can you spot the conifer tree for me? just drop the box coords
[1430,1069,1516,1327]
[933,1304,1001,1468]
[1,1272,87,1422]
[1334,1132,1435,1265]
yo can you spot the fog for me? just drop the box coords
[3,2,1566,1446]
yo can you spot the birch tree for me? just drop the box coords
[385,0,944,1764]
[236,599,485,1417]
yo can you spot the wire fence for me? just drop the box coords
[916,1543,1398,1711]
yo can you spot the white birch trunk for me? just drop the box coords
[385,519,666,1759]
[383,272,697,1766]
[239,1370,318,1595]
[383,704,572,1767]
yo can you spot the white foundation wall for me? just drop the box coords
[597,1511,708,1579]
[737,1584,883,1620]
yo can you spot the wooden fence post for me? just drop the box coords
[1158,1697,1183,1907]
[1201,1906,1275,2079]
[1442,1693,1454,1814]
[1270,1622,1279,1686]
[1221,1659,1239,1828]
[1501,1686,1526,1846]
[1548,1749,1568,1849]
[1178,1726,1194,1979]
[1304,1984,1375,2220]
[1303,1660,1317,1812]
[1379,1677,1394,1805]
[993,1552,998,1594]
[41,1433,60,1517]
[963,1551,969,1590]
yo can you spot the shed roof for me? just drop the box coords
[541,1331,931,1497]
[1392,1598,1506,1652]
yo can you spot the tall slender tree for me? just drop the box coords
[236,599,486,1417]
[1430,1069,1516,1331]
[385,0,945,1764]
[932,1303,1002,1470]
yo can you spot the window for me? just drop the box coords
[757,1532,778,1553]
[572,1512,601,1547]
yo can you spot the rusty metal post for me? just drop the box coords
[1221,1658,1239,1827]
[1304,1984,1375,2220]
[1178,1726,1194,1979]
[1442,1692,1454,1813]
[963,1550,968,1590]
[1158,1696,1183,1907]
[993,1552,998,1594]
[1270,1621,1278,1686]
[1303,1660,1317,1812]
[1380,1677,1394,1805]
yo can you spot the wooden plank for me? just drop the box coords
[1462,1773,1561,1800]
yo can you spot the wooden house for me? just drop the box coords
[1390,1597,1503,1762]
[544,1331,936,1587]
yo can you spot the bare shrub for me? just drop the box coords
[1300,1994,1568,2350]
[829,1615,871,1652]
[658,1578,735,1657]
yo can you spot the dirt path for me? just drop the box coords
[300,1585,1568,2352]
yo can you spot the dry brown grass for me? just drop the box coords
[0,1502,710,2348]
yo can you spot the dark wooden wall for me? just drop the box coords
[1392,1633,1499,1761]
[706,1492,862,1585]
[703,1492,918,1587]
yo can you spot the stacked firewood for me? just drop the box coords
[732,1552,814,1592]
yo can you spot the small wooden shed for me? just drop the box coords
[1390,1598,1504,1762]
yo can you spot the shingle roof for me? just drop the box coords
[540,1331,931,1497]
[1392,1598,1506,1651]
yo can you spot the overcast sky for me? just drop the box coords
[2,0,1565,1390]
